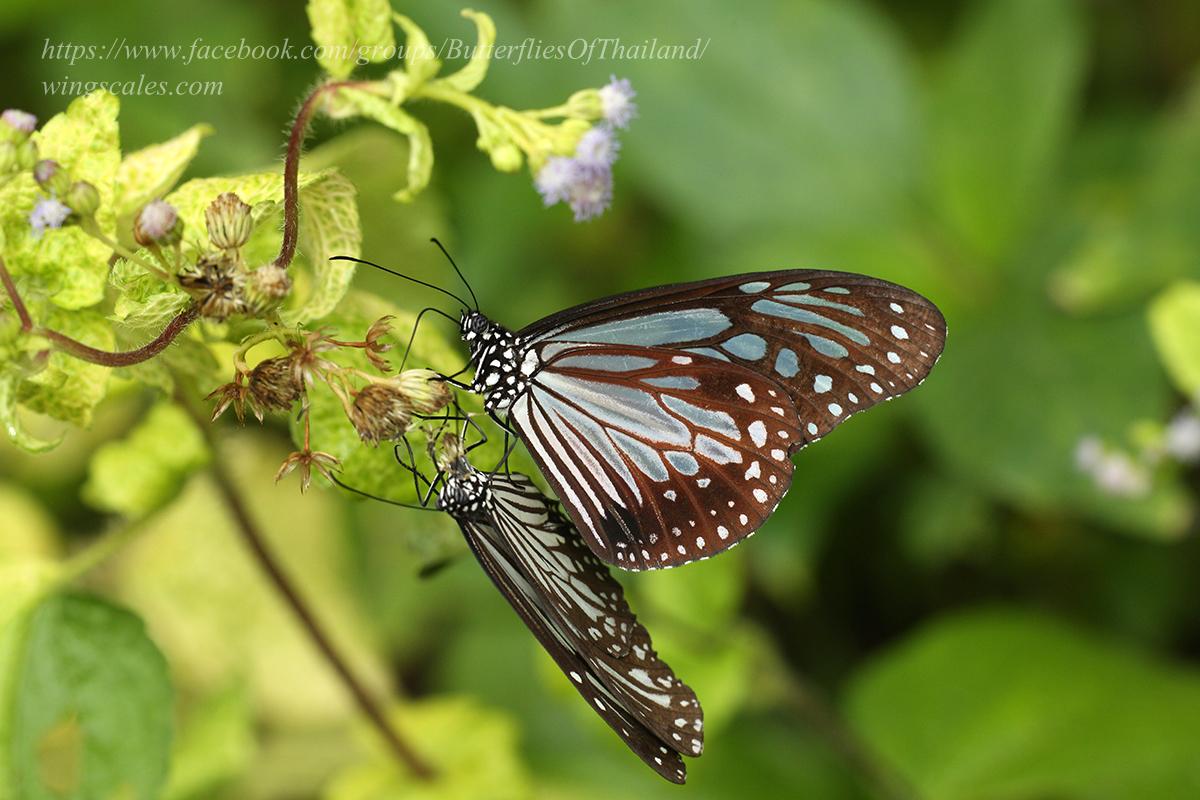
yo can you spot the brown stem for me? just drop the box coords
[41,304,201,367]
[185,399,434,780]
[274,80,362,271]
[0,257,33,332]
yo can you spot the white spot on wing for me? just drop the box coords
[736,383,756,402]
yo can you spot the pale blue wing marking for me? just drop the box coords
[774,348,800,378]
[750,299,870,345]
[555,354,659,372]
[720,333,767,360]
[557,309,731,347]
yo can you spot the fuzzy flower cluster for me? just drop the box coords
[1074,407,1200,499]
[535,77,637,221]
[26,156,102,239]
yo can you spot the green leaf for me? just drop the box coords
[352,0,395,63]
[929,0,1086,263]
[435,10,497,93]
[1148,280,1200,397]
[0,370,63,454]
[163,684,254,800]
[0,484,60,563]
[847,609,1200,800]
[2,593,173,800]
[306,0,357,79]
[325,696,531,800]
[82,403,209,519]
[339,89,434,203]
[113,124,213,249]
[17,307,114,427]
[281,171,362,324]
[394,13,441,86]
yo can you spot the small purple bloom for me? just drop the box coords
[565,162,613,222]
[599,76,637,129]
[2,109,37,134]
[29,197,71,238]
[575,124,620,168]
[535,156,577,206]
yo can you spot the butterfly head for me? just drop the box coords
[459,310,497,358]
[460,311,538,412]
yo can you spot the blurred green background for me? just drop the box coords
[2,0,1200,797]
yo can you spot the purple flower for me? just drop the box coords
[29,197,71,238]
[575,124,620,168]
[2,109,37,134]
[134,199,181,246]
[535,156,577,206]
[565,162,612,222]
[599,76,637,129]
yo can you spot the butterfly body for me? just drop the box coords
[435,451,702,783]
[459,269,946,570]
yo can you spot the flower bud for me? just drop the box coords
[244,264,292,314]
[349,381,414,444]
[66,181,100,218]
[0,142,15,174]
[1,109,37,139]
[565,89,603,120]
[205,192,253,251]
[134,200,183,248]
[489,142,524,173]
[248,356,303,412]
[15,139,37,170]
[33,159,70,198]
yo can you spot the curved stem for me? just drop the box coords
[183,397,434,780]
[40,304,200,367]
[0,257,32,332]
[274,80,364,271]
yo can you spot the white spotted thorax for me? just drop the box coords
[436,456,492,523]
[461,310,540,413]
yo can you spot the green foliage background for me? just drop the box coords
[1,0,1200,797]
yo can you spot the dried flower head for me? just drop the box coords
[363,315,395,372]
[134,200,183,247]
[244,264,292,314]
[248,356,303,413]
[179,253,247,320]
[393,369,452,415]
[29,197,71,239]
[599,76,637,129]
[206,378,256,423]
[276,449,340,493]
[287,329,340,386]
[205,192,253,251]
[350,381,415,444]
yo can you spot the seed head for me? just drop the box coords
[244,264,292,314]
[248,356,303,413]
[205,192,253,251]
[206,379,255,424]
[179,253,247,320]
[350,381,414,444]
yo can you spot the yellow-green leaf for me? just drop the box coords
[394,13,441,86]
[435,10,497,93]
[17,307,113,427]
[281,171,361,324]
[339,89,433,202]
[1149,280,1200,396]
[306,0,356,78]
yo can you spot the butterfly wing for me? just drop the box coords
[456,473,701,783]
[521,269,946,446]
[507,345,802,569]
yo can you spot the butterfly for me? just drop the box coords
[334,256,946,571]
[419,432,703,784]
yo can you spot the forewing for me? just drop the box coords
[522,269,946,447]
[509,345,802,570]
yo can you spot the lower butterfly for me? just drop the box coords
[380,430,704,783]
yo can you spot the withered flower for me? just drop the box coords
[247,356,302,412]
[275,449,340,493]
[205,192,253,251]
[179,252,247,320]
[287,329,339,387]
[206,378,258,423]
[363,315,394,372]
[349,381,414,444]
[244,264,293,314]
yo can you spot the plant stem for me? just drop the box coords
[80,219,170,281]
[778,674,918,800]
[41,304,200,367]
[0,256,33,332]
[274,80,363,272]
[184,398,435,781]
[60,517,151,584]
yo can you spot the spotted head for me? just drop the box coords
[460,311,539,413]
[433,432,491,522]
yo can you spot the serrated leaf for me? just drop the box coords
[3,593,173,800]
[114,124,213,249]
[353,0,395,61]
[17,307,113,427]
[306,0,357,78]
[281,171,361,324]
[929,0,1085,262]
[82,403,209,519]
[435,10,497,93]
[847,609,1200,800]
[1148,280,1200,397]
[325,696,531,800]
[339,89,433,203]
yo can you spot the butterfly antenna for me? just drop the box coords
[430,238,479,311]
[398,305,461,372]
[328,473,440,512]
[330,255,471,311]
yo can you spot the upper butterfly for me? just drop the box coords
[460,270,946,571]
